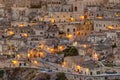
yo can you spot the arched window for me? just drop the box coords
[73,28,75,32]
[24,63,26,66]
[19,63,21,66]
[90,72,92,75]
[75,6,77,11]
[67,29,70,32]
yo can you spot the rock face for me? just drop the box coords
[3,68,38,80]
[34,73,51,80]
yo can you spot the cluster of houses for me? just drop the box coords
[0,0,119,79]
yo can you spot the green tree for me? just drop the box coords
[0,70,4,78]
[62,46,79,57]
[56,72,68,80]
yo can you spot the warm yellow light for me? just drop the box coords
[40,18,44,21]
[8,31,14,35]
[32,22,37,25]
[50,18,55,23]
[80,16,85,20]
[83,44,87,48]
[107,26,114,30]
[115,13,120,17]
[34,60,38,65]
[62,61,66,67]
[17,54,20,59]
[58,46,64,51]
[93,53,98,61]
[19,24,25,27]
[67,34,73,39]
[12,60,18,65]
[22,33,28,37]
[39,52,44,58]
[29,50,34,55]
[86,68,89,74]
[51,48,54,51]
[76,31,82,35]
[47,47,50,50]
[76,65,81,71]
[76,31,79,34]
[28,54,31,58]
[97,16,103,19]
[50,48,56,53]
[118,26,120,30]
[40,44,44,49]
[70,17,75,22]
